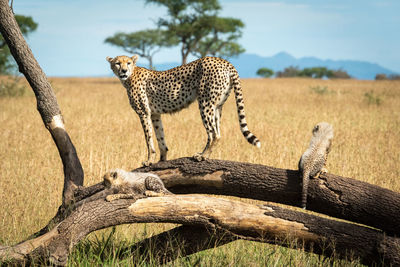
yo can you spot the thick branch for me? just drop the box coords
[0,1,84,205]
[128,225,237,264]
[0,194,398,266]
[136,157,400,236]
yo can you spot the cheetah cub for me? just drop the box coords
[106,55,260,166]
[298,122,333,209]
[103,169,172,202]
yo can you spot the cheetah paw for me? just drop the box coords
[145,190,165,197]
[142,161,153,167]
[193,153,205,162]
[106,195,118,202]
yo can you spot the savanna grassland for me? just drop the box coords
[0,76,399,266]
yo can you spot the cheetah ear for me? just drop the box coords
[106,56,113,63]
[131,54,139,64]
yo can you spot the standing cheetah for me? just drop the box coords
[298,122,334,209]
[106,55,260,166]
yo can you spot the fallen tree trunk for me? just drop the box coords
[136,157,400,236]
[1,194,399,266]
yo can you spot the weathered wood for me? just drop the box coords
[127,225,237,264]
[0,1,84,205]
[0,194,399,266]
[136,157,400,235]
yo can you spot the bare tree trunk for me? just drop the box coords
[136,157,400,236]
[1,193,399,266]
[0,1,83,205]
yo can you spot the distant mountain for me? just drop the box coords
[155,52,397,80]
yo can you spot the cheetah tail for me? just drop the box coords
[301,169,311,209]
[230,68,261,148]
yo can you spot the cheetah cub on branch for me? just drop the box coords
[103,169,172,202]
[106,55,260,166]
[298,122,333,209]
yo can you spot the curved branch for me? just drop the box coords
[136,157,400,236]
[0,194,399,266]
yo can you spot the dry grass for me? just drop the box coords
[0,76,399,265]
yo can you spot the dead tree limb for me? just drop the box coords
[136,157,400,236]
[127,225,237,264]
[1,194,399,266]
[0,1,84,205]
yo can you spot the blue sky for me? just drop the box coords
[12,0,400,76]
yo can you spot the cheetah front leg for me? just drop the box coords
[151,113,168,162]
[139,114,156,166]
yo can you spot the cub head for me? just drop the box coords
[103,169,126,188]
[312,122,333,139]
[106,55,139,81]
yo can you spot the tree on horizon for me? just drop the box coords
[105,29,178,70]
[145,0,245,64]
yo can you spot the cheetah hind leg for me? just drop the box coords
[313,168,328,179]
[193,106,220,161]
[145,176,173,195]
[193,131,218,161]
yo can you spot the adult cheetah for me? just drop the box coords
[106,55,260,166]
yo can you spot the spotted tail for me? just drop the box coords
[230,67,261,148]
[301,168,310,209]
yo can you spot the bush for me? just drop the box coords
[388,74,400,80]
[276,66,300,78]
[364,90,382,106]
[0,76,27,97]
[276,66,351,79]
[375,73,388,80]
[299,67,330,78]
[328,69,351,79]
[309,85,336,95]
[256,67,274,78]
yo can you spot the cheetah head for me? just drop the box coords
[312,122,333,139]
[103,169,125,188]
[106,55,138,81]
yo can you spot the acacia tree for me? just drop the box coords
[146,0,245,64]
[191,16,245,58]
[256,67,274,78]
[0,14,37,73]
[105,29,178,69]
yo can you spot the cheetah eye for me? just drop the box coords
[112,172,118,179]
[127,62,131,65]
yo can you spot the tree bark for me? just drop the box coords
[136,157,400,236]
[0,1,84,205]
[1,194,399,266]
